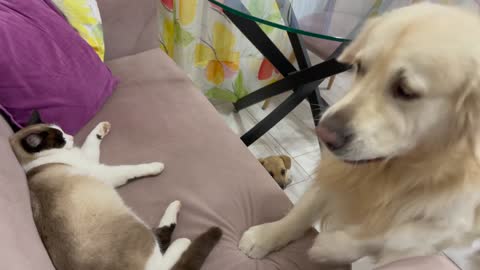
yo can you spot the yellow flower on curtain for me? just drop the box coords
[157,0,290,103]
[179,0,197,26]
[194,22,240,85]
[161,18,175,57]
[52,0,105,61]
[159,0,196,57]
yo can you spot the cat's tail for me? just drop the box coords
[172,227,223,270]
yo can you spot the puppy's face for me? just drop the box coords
[259,155,292,189]
[317,3,480,162]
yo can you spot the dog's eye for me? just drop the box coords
[393,82,420,101]
[281,169,286,176]
[269,171,274,177]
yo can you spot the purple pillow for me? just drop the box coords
[0,0,117,134]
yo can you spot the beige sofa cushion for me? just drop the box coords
[74,48,346,270]
[376,256,459,270]
[0,118,55,270]
[97,0,159,61]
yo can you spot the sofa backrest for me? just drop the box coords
[97,0,160,61]
[0,117,55,270]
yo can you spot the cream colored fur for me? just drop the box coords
[239,3,480,266]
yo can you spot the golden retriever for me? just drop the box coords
[239,3,480,266]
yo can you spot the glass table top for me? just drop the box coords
[208,0,475,42]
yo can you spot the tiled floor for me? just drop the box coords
[212,67,473,270]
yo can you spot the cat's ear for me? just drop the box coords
[27,110,43,126]
[24,133,43,149]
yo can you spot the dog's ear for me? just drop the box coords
[258,158,265,165]
[455,65,480,152]
[338,16,381,64]
[279,155,291,169]
[27,110,43,126]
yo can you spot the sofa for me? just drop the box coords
[0,0,463,269]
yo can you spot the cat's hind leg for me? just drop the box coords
[81,121,111,162]
[154,201,192,270]
[159,238,191,270]
[92,162,164,187]
[154,201,181,253]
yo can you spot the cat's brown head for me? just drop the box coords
[9,111,74,165]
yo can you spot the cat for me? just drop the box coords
[8,111,222,270]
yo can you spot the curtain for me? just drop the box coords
[157,0,480,103]
[157,0,290,103]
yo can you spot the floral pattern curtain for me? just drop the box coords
[157,0,290,103]
[157,0,480,103]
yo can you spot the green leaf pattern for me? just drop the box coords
[204,70,250,103]
[205,87,238,102]
[233,71,249,99]
[174,21,194,47]
[248,1,283,34]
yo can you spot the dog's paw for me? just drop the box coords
[94,122,111,140]
[146,162,165,175]
[239,223,285,259]
[309,231,363,264]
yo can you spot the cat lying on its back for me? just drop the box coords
[9,111,221,270]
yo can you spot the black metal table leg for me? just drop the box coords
[223,2,296,77]
[234,59,351,111]
[238,60,350,146]
[289,32,326,125]
[276,0,327,126]
[276,0,312,69]
[240,81,320,146]
[306,85,329,124]
[216,0,354,146]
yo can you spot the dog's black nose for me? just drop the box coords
[316,115,352,152]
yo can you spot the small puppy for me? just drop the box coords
[259,155,292,189]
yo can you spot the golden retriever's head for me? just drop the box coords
[317,3,480,163]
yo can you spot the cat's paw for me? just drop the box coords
[145,162,165,175]
[94,122,111,140]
